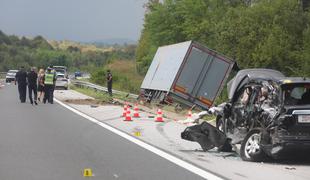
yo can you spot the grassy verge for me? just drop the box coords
[0,73,6,79]
[70,84,136,103]
[90,60,143,94]
[70,84,216,123]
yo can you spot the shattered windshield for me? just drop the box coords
[283,83,310,105]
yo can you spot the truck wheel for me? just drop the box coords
[240,128,267,162]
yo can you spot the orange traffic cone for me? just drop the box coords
[122,104,128,117]
[133,104,140,118]
[187,110,192,119]
[155,109,164,122]
[124,108,132,121]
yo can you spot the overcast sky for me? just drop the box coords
[0,0,148,42]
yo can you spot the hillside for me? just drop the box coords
[0,30,136,72]
[48,40,115,53]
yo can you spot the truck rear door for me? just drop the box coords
[172,43,234,109]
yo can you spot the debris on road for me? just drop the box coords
[285,167,296,170]
[64,98,103,105]
[181,121,230,152]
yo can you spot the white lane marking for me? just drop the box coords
[54,98,223,180]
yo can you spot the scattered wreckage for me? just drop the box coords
[181,69,310,161]
[139,41,310,162]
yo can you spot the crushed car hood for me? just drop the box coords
[227,69,285,100]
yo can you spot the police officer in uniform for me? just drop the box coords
[27,67,38,105]
[15,66,28,103]
[43,67,56,104]
[107,69,113,96]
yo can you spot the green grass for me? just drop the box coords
[0,72,6,79]
[70,84,136,103]
[90,60,143,94]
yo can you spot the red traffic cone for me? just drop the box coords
[155,109,164,122]
[124,108,132,121]
[133,104,140,118]
[122,104,128,117]
[187,110,192,118]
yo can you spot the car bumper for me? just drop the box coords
[6,77,15,82]
[262,135,310,158]
[55,82,68,89]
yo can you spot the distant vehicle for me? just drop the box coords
[53,66,69,90]
[5,70,18,83]
[53,66,68,79]
[74,71,82,79]
[140,41,235,110]
[55,74,69,90]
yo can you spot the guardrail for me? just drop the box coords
[71,80,139,99]
[0,72,6,79]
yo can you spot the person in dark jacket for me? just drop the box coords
[106,69,113,96]
[27,67,38,105]
[15,66,28,103]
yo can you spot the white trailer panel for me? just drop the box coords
[141,41,192,91]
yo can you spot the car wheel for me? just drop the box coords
[6,79,8,83]
[240,128,267,162]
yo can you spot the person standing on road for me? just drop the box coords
[37,68,45,102]
[15,66,28,103]
[106,69,113,96]
[50,66,56,100]
[27,67,38,105]
[43,67,56,104]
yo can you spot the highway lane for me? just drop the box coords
[0,84,210,180]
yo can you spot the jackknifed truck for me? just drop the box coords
[140,41,235,110]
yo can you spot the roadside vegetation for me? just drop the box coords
[0,30,140,93]
[69,85,136,103]
[136,0,310,78]
[0,30,136,73]
[90,60,143,94]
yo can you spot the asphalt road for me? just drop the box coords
[0,84,208,180]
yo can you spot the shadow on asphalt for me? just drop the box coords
[270,150,310,165]
[180,148,310,165]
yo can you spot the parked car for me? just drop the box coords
[55,74,69,90]
[53,66,68,79]
[5,70,18,83]
[182,69,310,162]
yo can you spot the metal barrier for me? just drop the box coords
[0,72,6,79]
[71,80,139,99]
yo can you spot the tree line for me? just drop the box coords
[136,0,310,77]
[0,30,136,72]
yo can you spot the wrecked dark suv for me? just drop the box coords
[182,69,310,161]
